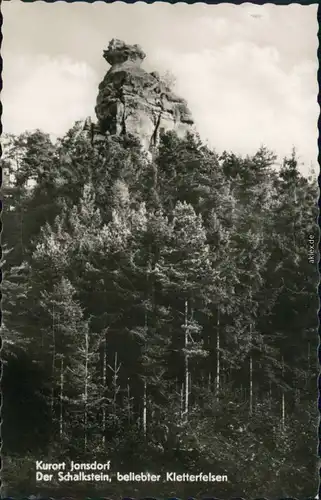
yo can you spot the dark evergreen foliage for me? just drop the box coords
[1,128,318,498]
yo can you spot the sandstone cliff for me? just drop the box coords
[94,38,194,150]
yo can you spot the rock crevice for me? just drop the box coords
[94,38,195,149]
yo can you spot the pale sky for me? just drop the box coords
[2,2,318,174]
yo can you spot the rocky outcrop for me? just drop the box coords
[95,39,194,150]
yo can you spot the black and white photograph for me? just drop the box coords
[1,2,319,498]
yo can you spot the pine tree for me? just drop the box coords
[154,201,213,422]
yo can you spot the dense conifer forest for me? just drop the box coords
[1,126,319,498]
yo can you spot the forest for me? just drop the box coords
[1,124,319,498]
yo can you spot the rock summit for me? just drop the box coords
[95,39,195,150]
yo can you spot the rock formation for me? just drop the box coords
[94,38,195,150]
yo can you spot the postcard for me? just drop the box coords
[1,2,319,498]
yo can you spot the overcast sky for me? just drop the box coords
[2,2,318,174]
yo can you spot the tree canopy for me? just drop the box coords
[1,128,318,498]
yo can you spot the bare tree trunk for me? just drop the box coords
[51,306,56,420]
[59,357,64,439]
[127,380,131,424]
[216,306,220,400]
[102,336,107,448]
[112,352,120,412]
[84,330,89,451]
[180,383,184,420]
[107,351,121,435]
[20,207,24,256]
[281,356,285,429]
[184,299,189,421]
[143,379,147,438]
[249,289,253,416]
[249,353,253,416]
[142,307,148,437]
